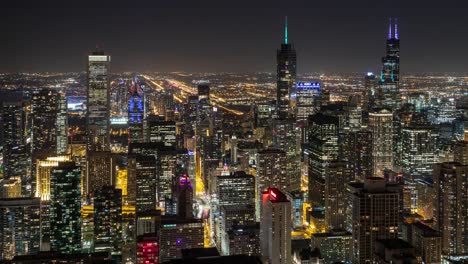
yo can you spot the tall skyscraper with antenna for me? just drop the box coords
[378,18,400,110]
[276,17,297,119]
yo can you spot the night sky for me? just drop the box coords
[3,1,468,74]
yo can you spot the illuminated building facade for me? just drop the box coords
[86,151,114,196]
[307,113,339,208]
[433,162,468,255]
[276,17,297,118]
[87,51,111,152]
[128,77,146,143]
[401,126,438,177]
[256,149,287,221]
[225,224,261,257]
[296,82,320,121]
[35,155,71,201]
[260,188,291,264]
[363,72,377,111]
[0,198,40,260]
[137,235,159,264]
[31,88,58,158]
[218,205,255,254]
[369,108,393,176]
[159,217,204,263]
[0,93,29,185]
[311,230,352,264]
[50,162,81,254]
[148,116,176,147]
[93,186,122,255]
[56,92,68,154]
[350,178,400,263]
[344,130,373,181]
[215,171,255,207]
[377,19,400,109]
[128,155,157,212]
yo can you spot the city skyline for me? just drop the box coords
[4,3,468,73]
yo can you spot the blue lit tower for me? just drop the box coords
[128,76,146,143]
[276,16,297,119]
[378,18,400,109]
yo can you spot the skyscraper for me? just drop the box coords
[296,82,320,121]
[87,50,111,152]
[433,162,468,256]
[369,108,394,176]
[56,92,68,155]
[50,162,81,254]
[307,113,339,207]
[31,88,59,158]
[350,178,400,263]
[93,186,122,255]
[276,17,297,118]
[363,72,377,112]
[378,18,400,109]
[0,198,41,260]
[128,77,146,143]
[260,188,291,264]
[256,149,287,220]
[401,125,438,177]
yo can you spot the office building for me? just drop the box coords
[363,72,377,111]
[296,82,320,121]
[406,222,442,264]
[50,162,81,254]
[256,149,287,219]
[87,50,111,152]
[148,115,176,147]
[373,239,419,264]
[377,19,400,109]
[216,171,255,206]
[93,186,122,255]
[56,92,68,154]
[128,155,157,213]
[401,126,438,177]
[128,77,146,143]
[159,216,204,262]
[310,230,352,264]
[276,17,297,118]
[308,113,339,208]
[86,151,115,196]
[35,155,71,201]
[260,188,291,264]
[31,88,59,159]
[344,130,373,181]
[225,224,261,257]
[433,162,468,255]
[0,198,41,260]
[350,178,400,263]
[218,205,255,254]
